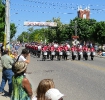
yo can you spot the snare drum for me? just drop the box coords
[93,52,95,55]
[59,52,63,55]
[51,51,55,55]
[79,51,82,55]
[73,51,77,55]
[44,52,47,55]
[66,51,70,55]
[87,51,90,55]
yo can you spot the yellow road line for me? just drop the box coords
[72,61,105,72]
[0,69,2,72]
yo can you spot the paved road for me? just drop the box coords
[0,47,105,100]
[27,48,105,100]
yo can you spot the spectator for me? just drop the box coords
[0,42,9,56]
[11,61,33,100]
[14,44,20,52]
[94,44,98,52]
[45,88,64,100]
[102,51,105,56]
[18,49,30,64]
[0,48,14,94]
[13,50,18,58]
[98,50,102,56]
[9,51,15,59]
[0,43,4,56]
[32,79,55,100]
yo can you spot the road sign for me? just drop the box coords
[24,21,57,27]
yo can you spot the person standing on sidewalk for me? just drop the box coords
[0,48,14,94]
[0,43,4,56]
[11,61,33,100]
[18,49,30,64]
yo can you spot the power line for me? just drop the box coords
[10,2,105,13]
[10,3,77,10]
[10,9,73,15]
[23,0,105,8]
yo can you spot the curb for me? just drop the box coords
[95,55,105,58]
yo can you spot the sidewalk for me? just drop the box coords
[0,60,36,100]
[95,52,105,59]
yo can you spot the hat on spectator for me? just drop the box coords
[45,88,64,100]
[14,61,27,74]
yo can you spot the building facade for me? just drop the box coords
[78,6,90,19]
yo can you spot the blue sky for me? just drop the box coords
[10,0,105,38]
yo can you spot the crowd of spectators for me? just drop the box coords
[0,44,64,100]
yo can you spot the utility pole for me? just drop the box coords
[23,35,24,43]
[75,21,77,36]
[5,0,10,49]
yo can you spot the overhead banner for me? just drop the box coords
[24,21,57,27]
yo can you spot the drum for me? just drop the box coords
[79,51,82,55]
[43,52,47,55]
[59,52,63,55]
[93,52,95,55]
[73,51,77,55]
[51,51,55,55]
[87,51,90,56]
[38,46,41,51]
[66,51,70,56]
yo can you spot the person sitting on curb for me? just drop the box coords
[11,61,33,100]
[45,88,64,100]
[32,79,55,100]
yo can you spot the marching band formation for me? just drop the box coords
[25,41,96,61]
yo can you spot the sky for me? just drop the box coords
[10,0,105,38]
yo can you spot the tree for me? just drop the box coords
[0,3,5,42]
[0,0,6,4]
[10,23,17,40]
[93,21,105,44]
[47,17,66,43]
[0,1,17,42]
[17,17,105,45]
[69,17,97,42]
[17,31,28,43]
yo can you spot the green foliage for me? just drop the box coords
[0,3,5,42]
[0,2,17,42]
[93,21,105,44]
[69,18,97,42]
[10,23,17,39]
[17,31,29,43]
[0,0,6,4]
[17,17,105,45]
